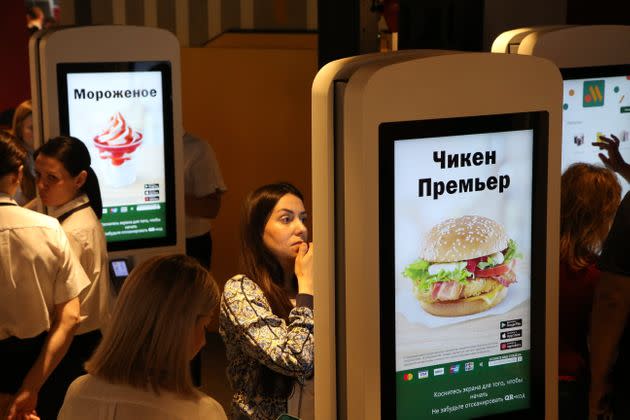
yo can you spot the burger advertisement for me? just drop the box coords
[393,129,533,418]
[65,70,168,242]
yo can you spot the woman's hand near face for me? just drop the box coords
[295,242,314,295]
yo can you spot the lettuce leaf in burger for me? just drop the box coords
[403,215,521,317]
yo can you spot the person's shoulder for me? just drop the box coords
[195,393,228,419]
[584,263,601,280]
[183,133,209,151]
[62,207,101,236]
[222,275,268,307]
[223,274,260,294]
[65,374,98,396]
[69,373,91,386]
[6,206,61,230]
[183,133,214,158]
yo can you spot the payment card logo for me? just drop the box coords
[583,80,605,107]
[434,367,445,376]
[449,364,460,374]
[418,370,429,379]
[465,362,475,372]
[403,373,413,381]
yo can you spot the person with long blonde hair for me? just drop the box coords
[10,100,37,205]
[58,254,226,419]
[558,163,621,419]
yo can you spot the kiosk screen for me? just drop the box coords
[57,61,176,251]
[561,65,630,195]
[379,113,548,419]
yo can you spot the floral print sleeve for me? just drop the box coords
[220,275,314,378]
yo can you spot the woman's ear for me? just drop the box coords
[75,169,88,189]
[16,165,24,185]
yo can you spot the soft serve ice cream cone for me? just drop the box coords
[93,112,143,187]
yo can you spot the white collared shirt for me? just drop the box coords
[0,193,90,340]
[59,374,227,420]
[183,133,227,238]
[46,194,114,335]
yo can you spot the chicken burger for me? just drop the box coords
[403,215,520,317]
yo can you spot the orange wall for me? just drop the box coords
[181,35,318,315]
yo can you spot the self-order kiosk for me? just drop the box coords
[29,26,185,275]
[494,25,630,196]
[312,51,562,419]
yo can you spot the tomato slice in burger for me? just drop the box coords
[476,264,509,278]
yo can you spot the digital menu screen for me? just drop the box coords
[561,66,630,196]
[379,113,548,419]
[57,61,176,251]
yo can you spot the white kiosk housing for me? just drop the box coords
[312,51,562,419]
[490,26,572,54]
[29,26,185,270]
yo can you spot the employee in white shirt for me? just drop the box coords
[183,132,227,270]
[183,132,227,386]
[0,130,89,419]
[31,136,114,419]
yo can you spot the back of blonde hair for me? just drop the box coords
[11,100,32,145]
[560,163,621,271]
[10,100,36,201]
[86,254,219,397]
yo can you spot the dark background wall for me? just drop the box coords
[4,0,629,114]
[319,0,629,66]
[0,0,31,122]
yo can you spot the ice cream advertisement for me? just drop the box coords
[393,129,533,418]
[65,70,168,242]
[93,111,144,187]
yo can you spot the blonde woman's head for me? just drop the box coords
[11,100,33,150]
[560,163,621,270]
[86,254,219,397]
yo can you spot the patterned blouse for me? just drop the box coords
[219,275,314,419]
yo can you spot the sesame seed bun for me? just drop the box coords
[418,284,508,317]
[420,215,509,263]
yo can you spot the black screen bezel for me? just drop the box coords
[57,61,176,252]
[560,64,630,81]
[378,112,549,419]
